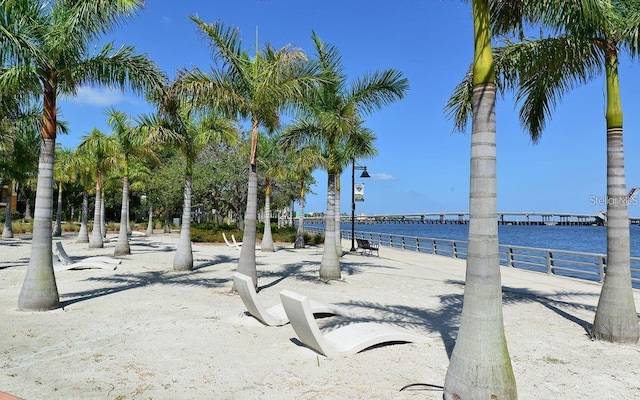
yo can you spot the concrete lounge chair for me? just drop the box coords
[233,272,352,327]
[231,234,242,248]
[53,241,120,270]
[223,232,240,249]
[53,255,118,271]
[279,289,426,358]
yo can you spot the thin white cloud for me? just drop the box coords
[68,86,127,107]
[161,16,172,24]
[372,173,396,181]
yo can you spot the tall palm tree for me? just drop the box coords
[282,32,407,280]
[52,147,74,237]
[0,104,41,239]
[141,89,237,271]
[176,18,324,287]
[489,0,640,344]
[77,128,117,250]
[258,134,289,252]
[282,144,321,249]
[442,1,517,399]
[72,151,95,244]
[107,109,159,256]
[1,0,166,311]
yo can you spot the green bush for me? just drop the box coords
[62,222,79,232]
[303,232,324,245]
[0,220,33,235]
[0,210,21,223]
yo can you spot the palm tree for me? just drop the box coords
[0,105,41,239]
[52,147,75,237]
[282,32,407,280]
[283,145,321,249]
[176,18,324,287]
[142,89,237,271]
[1,0,166,311]
[72,146,98,243]
[258,134,289,252]
[489,0,640,344]
[442,1,517,399]
[107,109,159,256]
[77,128,117,250]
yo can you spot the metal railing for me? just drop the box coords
[304,227,640,288]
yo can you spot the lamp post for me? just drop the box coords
[350,159,370,252]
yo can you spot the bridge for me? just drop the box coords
[304,211,640,226]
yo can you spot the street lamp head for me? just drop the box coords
[360,167,370,178]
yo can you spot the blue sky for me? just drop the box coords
[57,0,640,217]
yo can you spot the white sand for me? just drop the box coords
[1,233,639,399]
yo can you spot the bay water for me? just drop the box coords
[338,222,640,257]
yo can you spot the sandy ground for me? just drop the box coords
[1,232,639,400]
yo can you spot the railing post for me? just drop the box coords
[432,240,437,255]
[453,241,458,258]
[508,247,514,268]
[599,256,606,283]
[401,236,406,250]
[416,238,420,252]
[546,251,553,274]
[389,235,393,248]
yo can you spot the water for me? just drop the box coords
[340,222,640,257]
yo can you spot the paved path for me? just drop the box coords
[349,239,640,311]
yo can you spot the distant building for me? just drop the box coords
[1,180,18,212]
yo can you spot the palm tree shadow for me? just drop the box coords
[193,254,236,270]
[317,279,598,361]
[59,270,229,308]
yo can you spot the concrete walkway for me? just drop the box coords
[352,240,640,311]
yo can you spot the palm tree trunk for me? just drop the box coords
[3,194,14,239]
[444,87,517,400]
[320,172,340,280]
[52,183,63,237]
[77,191,89,243]
[164,208,170,232]
[261,179,274,252]
[18,137,59,310]
[146,201,153,236]
[114,176,131,256]
[126,186,131,236]
[24,197,32,222]
[237,165,258,287]
[593,55,639,343]
[294,192,306,249]
[89,173,103,248]
[444,3,516,397]
[334,177,342,257]
[101,191,106,238]
[174,174,193,271]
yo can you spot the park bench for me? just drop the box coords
[356,238,379,256]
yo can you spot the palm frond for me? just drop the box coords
[501,36,604,141]
[349,69,409,115]
[70,42,167,96]
[0,0,44,64]
[443,67,473,133]
[53,0,143,46]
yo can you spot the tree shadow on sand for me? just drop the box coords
[59,270,229,308]
[316,279,597,359]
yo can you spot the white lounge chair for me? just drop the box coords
[279,289,426,357]
[223,232,240,249]
[53,255,118,271]
[233,272,352,326]
[53,241,120,270]
[231,234,242,247]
